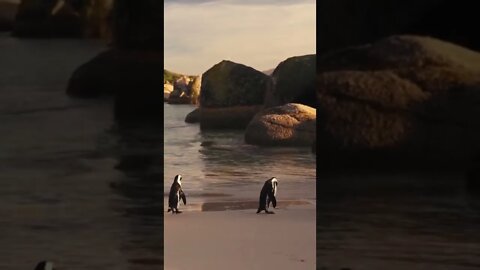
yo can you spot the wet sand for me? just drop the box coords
[164,201,316,270]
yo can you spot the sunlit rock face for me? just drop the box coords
[316,35,480,170]
[245,103,316,147]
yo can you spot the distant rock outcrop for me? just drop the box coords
[317,35,480,169]
[199,60,270,129]
[245,103,316,146]
[264,54,316,108]
[164,82,173,101]
[168,75,201,104]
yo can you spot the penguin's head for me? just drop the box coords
[271,177,278,196]
[34,261,56,270]
[174,174,182,186]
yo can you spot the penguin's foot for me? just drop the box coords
[266,210,275,214]
[176,210,183,214]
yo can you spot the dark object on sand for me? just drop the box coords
[34,261,55,270]
[257,177,278,214]
[168,175,187,214]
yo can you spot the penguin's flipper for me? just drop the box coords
[271,196,277,208]
[180,189,187,205]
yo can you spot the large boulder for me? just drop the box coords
[13,0,83,37]
[245,103,316,146]
[199,60,270,129]
[264,54,316,108]
[66,49,163,123]
[317,35,480,170]
[318,0,479,53]
[67,49,163,97]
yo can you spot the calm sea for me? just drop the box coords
[163,103,317,208]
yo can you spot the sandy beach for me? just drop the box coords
[164,201,316,270]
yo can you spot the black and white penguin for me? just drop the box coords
[34,261,56,270]
[168,174,187,214]
[257,177,278,214]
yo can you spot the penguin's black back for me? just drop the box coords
[168,182,181,207]
[34,261,52,270]
[258,179,273,210]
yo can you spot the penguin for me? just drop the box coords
[257,177,278,214]
[168,174,187,214]
[34,261,56,270]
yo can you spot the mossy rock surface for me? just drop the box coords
[200,60,270,108]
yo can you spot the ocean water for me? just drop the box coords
[163,103,317,209]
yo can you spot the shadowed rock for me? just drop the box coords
[199,60,270,129]
[317,35,480,170]
[67,49,163,97]
[185,108,200,123]
[264,54,316,108]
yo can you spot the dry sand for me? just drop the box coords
[164,201,316,270]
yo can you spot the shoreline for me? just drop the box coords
[164,202,316,270]
[163,199,315,212]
